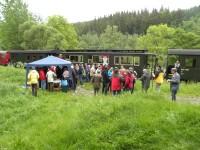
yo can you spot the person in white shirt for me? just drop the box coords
[46,67,56,92]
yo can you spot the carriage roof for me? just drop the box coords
[168,49,200,55]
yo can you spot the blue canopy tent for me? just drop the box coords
[25,56,72,87]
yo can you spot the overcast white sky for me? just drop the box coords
[24,0,200,23]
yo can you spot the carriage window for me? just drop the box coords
[88,55,92,64]
[114,56,120,65]
[65,55,70,60]
[185,58,196,68]
[92,56,102,63]
[63,55,69,60]
[33,56,37,60]
[70,55,83,62]
[88,59,92,64]
[134,57,140,66]
[121,56,133,65]
[1,52,6,58]
[27,56,30,60]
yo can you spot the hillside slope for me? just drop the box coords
[1,66,200,149]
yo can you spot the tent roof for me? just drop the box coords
[26,56,71,67]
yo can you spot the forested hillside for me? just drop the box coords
[76,6,200,53]
[75,6,200,35]
[0,0,200,53]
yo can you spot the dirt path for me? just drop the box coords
[74,86,200,105]
[176,96,200,105]
[75,86,94,96]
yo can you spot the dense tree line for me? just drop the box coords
[76,5,200,54]
[74,6,200,35]
[78,22,200,54]
[0,0,200,54]
[77,25,138,49]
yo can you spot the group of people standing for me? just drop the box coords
[91,65,137,96]
[27,66,57,96]
[27,60,181,101]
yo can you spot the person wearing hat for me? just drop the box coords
[28,67,39,96]
[91,70,102,95]
[167,68,180,101]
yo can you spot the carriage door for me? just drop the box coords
[182,56,197,81]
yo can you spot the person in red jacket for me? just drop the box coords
[39,68,46,90]
[111,67,122,95]
[124,70,134,92]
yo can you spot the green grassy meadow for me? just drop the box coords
[1,66,200,149]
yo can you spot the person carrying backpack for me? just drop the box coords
[61,68,69,92]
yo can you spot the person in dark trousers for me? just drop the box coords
[28,67,39,96]
[91,70,102,95]
[101,65,110,95]
[129,68,136,94]
[140,69,151,93]
[39,68,46,90]
[85,63,90,82]
[68,66,73,89]
[124,70,134,93]
[167,68,180,101]
[78,64,84,85]
[174,60,181,74]
[71,65,77,92]
[46,67,56,92]
[61,68,69,92]
[111,67,122,96]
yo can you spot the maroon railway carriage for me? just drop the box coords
[0,51,10,66]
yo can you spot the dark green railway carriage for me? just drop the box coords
[167,49,200,81]
[61,49,156,77]
[9,50,60,63]
[9,49,156,77]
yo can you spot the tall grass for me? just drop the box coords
[1,66,200,149]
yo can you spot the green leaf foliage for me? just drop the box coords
[77,32,100,49]
[47,15,78,49]
[22,24,68,50]
[138,24,175,53]
[78,25,138,49]
[0,0,33,49]
[138,24,200,53]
